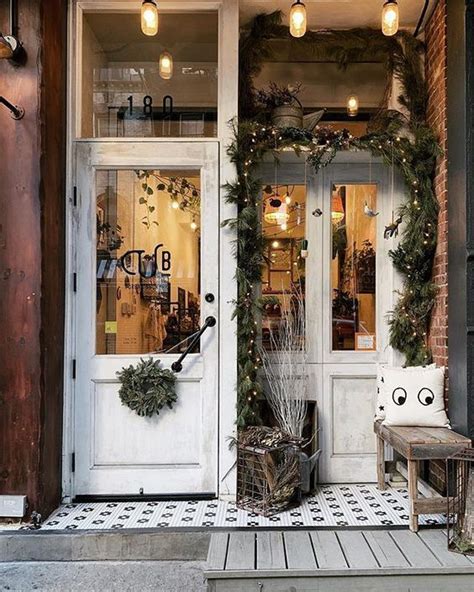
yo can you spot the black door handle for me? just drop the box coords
[171,316,217,373]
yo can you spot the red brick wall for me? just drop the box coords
[425,0,448,494]
[425,0,448,370]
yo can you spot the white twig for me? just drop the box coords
[259,282,308,438]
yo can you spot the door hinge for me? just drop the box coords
[73,186,77,207]
[72,359,76,380]
[71,452,75,473]
[73,272,77,292]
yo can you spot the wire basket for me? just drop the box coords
[446,448,474,555]
[237,442,301,517]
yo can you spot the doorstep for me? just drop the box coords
[0,529,211,562]
[1,484,445,534]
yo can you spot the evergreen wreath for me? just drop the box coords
[228,12,441,427]
[117,358,177,418]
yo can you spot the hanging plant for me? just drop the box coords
[117,358,177,418]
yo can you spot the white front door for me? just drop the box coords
[260,153,401,483]
[310,157,400,483]
[73,141,219,496]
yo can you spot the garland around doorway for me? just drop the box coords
[228,12,441,426]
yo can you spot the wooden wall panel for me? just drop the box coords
[0,0,66,517]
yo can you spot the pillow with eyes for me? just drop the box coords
[375,364,436,421]
[382,366,449,427]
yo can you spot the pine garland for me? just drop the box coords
[229,13,441,426]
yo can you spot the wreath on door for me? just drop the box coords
[117,358,177,418]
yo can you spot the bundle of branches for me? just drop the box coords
[239,425,305,449]
[259,284,308,438]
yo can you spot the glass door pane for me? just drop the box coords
[260,183,306,350]
[331,184,377,351]
[95,169,201,354]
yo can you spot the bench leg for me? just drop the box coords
[408,459,419,532]
[376,436,386,490]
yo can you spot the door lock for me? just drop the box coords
[205,293,215,303]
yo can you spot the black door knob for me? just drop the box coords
[205,293,215,303]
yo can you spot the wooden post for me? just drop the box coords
[408,459,419,532]
[0,0,66,517]
[377,436,386,490]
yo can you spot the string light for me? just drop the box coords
[171,199,179,210]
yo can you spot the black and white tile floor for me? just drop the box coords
[34,485,445,530]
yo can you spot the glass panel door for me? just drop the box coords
[74,142,219,496]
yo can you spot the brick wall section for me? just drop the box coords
[425,0,448,370]
[425,0,448,494]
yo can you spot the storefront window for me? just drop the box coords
[331,184,377,351]
[96,169,201,355]
[260,184,306,350]
[81,11,218,138]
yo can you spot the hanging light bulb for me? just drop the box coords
[159,50,173,80]
[331,192,345,221]
[264,195,290,226]
[289,0,307,38]
[346,95,359,117]
[141,0,159,36]
[280,222,288,231]
[284,193,292,205]
[171,198,179,210]
[272,240,280,248]
[0,0,20,60]
[190,218,198,231]
[382,0,399,36]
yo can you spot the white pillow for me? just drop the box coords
[382,366,449,427]
[375,364,435,420]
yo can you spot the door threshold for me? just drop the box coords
[73,493,216,503]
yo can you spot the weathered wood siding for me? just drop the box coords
[0,0,67,516]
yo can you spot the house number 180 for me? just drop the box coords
[127,95,153,116]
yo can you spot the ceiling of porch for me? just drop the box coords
[240,0,433,32]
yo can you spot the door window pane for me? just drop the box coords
[261,184,306,350]
[81,11,218,138]
[96,169,201,354]
[331,184,377,351]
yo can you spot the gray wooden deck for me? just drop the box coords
[205,529,474,591]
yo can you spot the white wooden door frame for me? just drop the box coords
[62,0,239,500]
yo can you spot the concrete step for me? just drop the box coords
[0,530,210,562]
[0,560,207,591]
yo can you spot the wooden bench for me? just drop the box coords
[374,421,471,532]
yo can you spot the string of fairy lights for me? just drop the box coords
[226,121,439,426]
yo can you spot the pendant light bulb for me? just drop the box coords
[159,50,173,80]
[141,0,159,36]
[290,0,307,38]
[382,0,399,36]
[346,95,359,117]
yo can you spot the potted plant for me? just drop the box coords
[255,83,303,128]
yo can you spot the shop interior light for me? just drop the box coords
[382,0,399,36]
[141,0,159,36]
[289,0,307,38]
[0,0,20,60]
[159,51,173,79]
